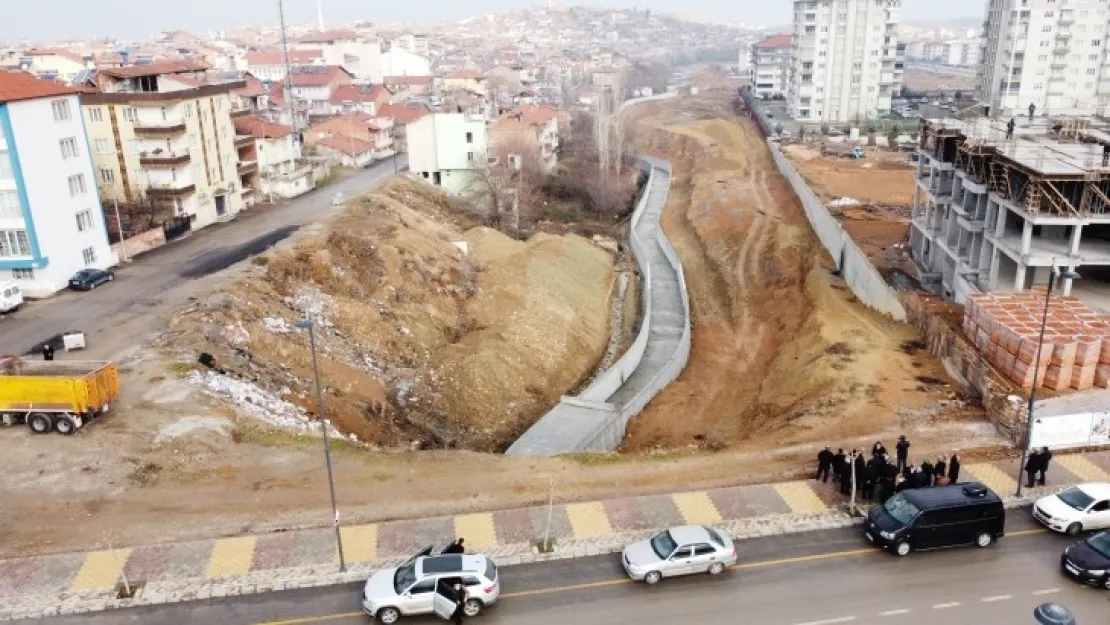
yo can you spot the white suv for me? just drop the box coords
[362,550,500,623]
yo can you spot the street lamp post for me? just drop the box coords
[1014,262,1081,497]
[296,317,346,572]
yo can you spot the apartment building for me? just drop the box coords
[787,0,904,123]
[750,35,792,99]
[82,62,246,233]
[489,105,559,174]
[289,65,353,119]
[233,114,312,202]
[977,0,1110,118]
[0,71,114,296]
[910,116,1110,311]
[242,49,323,81]
[407,112,487,196]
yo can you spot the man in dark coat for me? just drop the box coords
[833,448,846,485]
[1025,450,1042,488]
[450,582,467,625]
[871,441,887,459]
[895,435,910,472]
[920,458,935,487]
[853,450,866,495]
[442,538,466,554]
[948,454,961,484]
[934,456,947,486]
[839,451,854,495]
[817,446,834,482]
[1038,447,1053,485]
[862,461,878,501]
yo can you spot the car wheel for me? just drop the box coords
[893,541,911,557]
[90,282,97,290]
[28,413,53,434]
[643,570,662,584]
[463,599,482,617]
[107,274,114,281]
[975,532,992,548]
[376,607,400,624]
[1066,522,1083,536]
[708,562,726,576]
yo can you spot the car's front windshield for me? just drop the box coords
[393,562,417,594]
[1057,487,1096,511]
[1087,532,1110,558]
[883,493,921,526]
[650,530,677,559]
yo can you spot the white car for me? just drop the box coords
[362,548,500,623]
[621,525,737,584]
[1034,483,1110,535]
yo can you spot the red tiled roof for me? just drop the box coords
[289,65,352,87]
[234,114,294,138]
[754,34,791,49]
[298,29,358,43]
[99,60,210,78]
[235,77,269,98]
[267,82,286,105]
[383,75,433,86]
[0,69,77,103]
[315,133,373,155]
[328,83,390,105]
[244,49,322,66]
[497,104,557,126]
[378,101,431,124]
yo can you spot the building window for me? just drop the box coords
[190,134,199,147]
[467,151,475,162]
[0,230,31,257]
[466,131,473,143]
[59,137,80,160]
[67,174,87,197]
[51,99,71,121]
[87,107,104,122]
[184,103,193,118]
[121,107,138,122]
[12,268,33,280]
[0,190,18,219]
[128,139,141,154]
[81,246,97,265]
[0,151,11,180]
[99,169,115,184]
[93,138,112,154]
[75,210,93,232]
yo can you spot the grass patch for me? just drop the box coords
[166,361,198,377]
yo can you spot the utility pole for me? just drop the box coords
[277,0,298,136]
[112,198,129,262]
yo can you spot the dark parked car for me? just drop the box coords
[1061,531,1110,589]
[69,268,115,291]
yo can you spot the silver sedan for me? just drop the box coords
[621,525,737,584]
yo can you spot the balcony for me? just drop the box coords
[139,150,191,167]
[235,135,254,148]
[133,118,187,136]
[1056,32,1072,41]
[237,160,259,176]
[146,183,196,198]
[230,108,250,119]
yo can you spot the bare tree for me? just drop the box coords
[466,134,546,232]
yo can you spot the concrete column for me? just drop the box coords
[1021,220,1033,256]
[1063,263,1077,296]
[989,248,1001,289]
[1014,264,1028,291]
[995,204,1008,238]
[1069,224,1083,256]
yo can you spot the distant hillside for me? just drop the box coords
[903,17,982,30]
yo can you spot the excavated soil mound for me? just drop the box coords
[166,178,614,451]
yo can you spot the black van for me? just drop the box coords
[864,482,1005,556]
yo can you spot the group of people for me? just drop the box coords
[815,435,963,504]
[1024,447,1054,489]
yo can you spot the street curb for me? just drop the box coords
[0,489,1054,621]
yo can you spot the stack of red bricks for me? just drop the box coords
[963,289,1110,391]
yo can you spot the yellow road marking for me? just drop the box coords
[250,527,1049,625]
[206,536,257,579]
[564,502,612,538]
[70,549,131,591]
[672,491,723,525]
[338,524,377,564]
[454,513,498,549]
[966,463,1018,495]
[1054,454,1110,482]
[774,481,828,514]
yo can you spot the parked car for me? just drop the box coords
[621,525,737,584]
[1061,531,1110,589]
[0,281,23,313]
[1034,483,1110,535]
[864,482,1005,556]
[362,548,500,623]
[68,268,115,291]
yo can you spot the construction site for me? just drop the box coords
[911,115,1110,310]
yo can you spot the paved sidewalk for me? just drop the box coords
[2,449,1108,621]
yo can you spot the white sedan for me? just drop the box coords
[621,525,737,584]
[1034,483,1110,535]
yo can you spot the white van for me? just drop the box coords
[0,281,23,313]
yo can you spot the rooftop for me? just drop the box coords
[244,49,323,67]
[0,69,76,103]
[315,133,374,155]
[329,83,391,105]
[98,60,210,79]
[234,114,294,139]
[297,29,359,44]
[753,34,791,49]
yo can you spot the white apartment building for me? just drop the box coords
[0,71,115,297]
[750,35,792,98]
[977,0,1110,118]
[787,0,904,123]
[407,113,487,196]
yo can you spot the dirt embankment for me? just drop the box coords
[164,178,615,451]
[620,95,987,452]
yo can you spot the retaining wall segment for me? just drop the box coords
[507,154,691,456]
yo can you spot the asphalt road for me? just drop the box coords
[0,155,406,360]
[23,510,1109,625]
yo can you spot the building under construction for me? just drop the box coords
[910,115,1110,311]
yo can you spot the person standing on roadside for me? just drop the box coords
[1038,446,1053,485]
[1025,449,1042,489]
[817,446,834,482]
[854,450,866,495]
[948,453,961,484]
[833,448,846,485]
[451,582,467,625]
[934,455,948,486]
[895,435,910,472]
[921,457,935,487]
[872,441,887,459]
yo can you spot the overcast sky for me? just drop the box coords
[4,0,987,43]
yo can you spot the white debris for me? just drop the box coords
[222,322,250,345]
[285,285,334,328]
[187,370,341,437]
[828,197,860,208]
[155,416,231,444]
[262,316,292,334]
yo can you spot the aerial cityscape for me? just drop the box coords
[1,1,1110,624]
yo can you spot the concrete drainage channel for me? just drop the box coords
[506,153,692,456]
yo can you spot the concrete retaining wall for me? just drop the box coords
[112,227,167,260]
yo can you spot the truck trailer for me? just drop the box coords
[0,358,119,434]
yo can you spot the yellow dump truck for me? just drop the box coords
[0,357,119,435]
